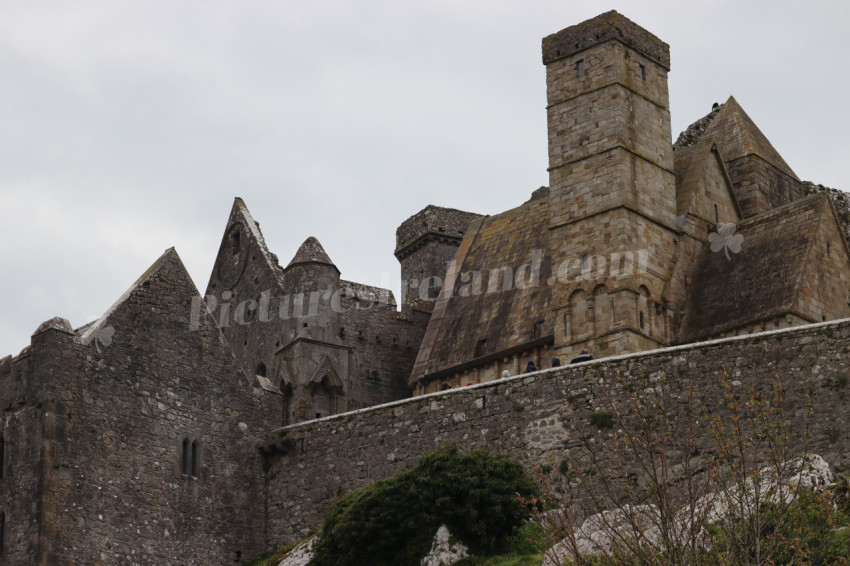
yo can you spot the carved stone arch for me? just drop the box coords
[567,289,588,342]
[592,284,611,336]
[308,357,345,419]
[307,357,344,392]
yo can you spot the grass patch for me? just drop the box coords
[454,553,543,566]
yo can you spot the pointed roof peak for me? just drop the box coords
[286,237,337,270]
[702,95,799,181]
[80,247,193,344]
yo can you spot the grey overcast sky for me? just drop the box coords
[2,0,849,356]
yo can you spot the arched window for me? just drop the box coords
[312,378,333,420]
[181,438,190,476]
[191,440,199,479]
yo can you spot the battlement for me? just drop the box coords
[395,204,481,260]
[542,10,670,70]
[395,205,482,260]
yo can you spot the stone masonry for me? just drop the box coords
[3,10,850,565]
[264,317,850,545]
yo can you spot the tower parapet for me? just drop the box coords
[395,205,482,306]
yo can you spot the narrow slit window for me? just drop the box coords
[714,204,719,222]
[576,59,585,77]
[0,435,4,480]
[639,64,646,80]
[190,440,199,478]
[181,438,189,476]
[639,311,645,329]
[0,511,5,556]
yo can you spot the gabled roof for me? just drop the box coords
[206,198,287,294]
[674,138,742,219]
[679,194,832,341]
[409,196,554,384]
[285,237,337,271]
[80,247,183,345]
[698,96,799,181]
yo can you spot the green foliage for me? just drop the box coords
[589,411,614,429]
[454,554,543,566]
[507,521,547,556]
[712,489,850,565]
[310,445,540,566]
[246,541,300,566]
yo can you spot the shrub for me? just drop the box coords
[310,445,540,566]
[589,412,614,429]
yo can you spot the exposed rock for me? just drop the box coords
[277,535,318,566]
[544,455,834,564]
[543,505,659,566]
[420,525,469,566]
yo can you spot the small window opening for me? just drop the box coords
[231,230,241,255]
[639,312,645,329]
[0,435,4,479]
[181,438,189,476]
[316,413,321,419]
[576,59,585,77]
[532,320,544,340]
[827,242,831,256]
[256,363,267,377]
[0,511,5,557]
[190,440,199,478]
[582,254,589,269]
[714,204,719,223]
[639,64,646,80]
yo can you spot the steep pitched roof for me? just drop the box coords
[679,194,829,341]
[698,96,799,181]
[285,237,337,270]
[674,138,742,219]
[80,247,183,346]
[409,197,554,384]
[206,198,287,294]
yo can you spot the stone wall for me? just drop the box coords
[263,317,850,545]
[1,251,280,565]
[726,155,804,218]
[338,287,430,409]
[395,205,482,305]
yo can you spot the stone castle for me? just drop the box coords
[2,10,850,565]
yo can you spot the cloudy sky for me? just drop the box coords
[2,0,848,356]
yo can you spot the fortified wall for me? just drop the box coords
[263,317,850,545]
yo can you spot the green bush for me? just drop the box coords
[310,445,540,566]
[712,489,850,565]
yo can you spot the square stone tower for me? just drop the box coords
[544,11,678,357]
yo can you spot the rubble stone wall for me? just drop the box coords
[264,318,850,544]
